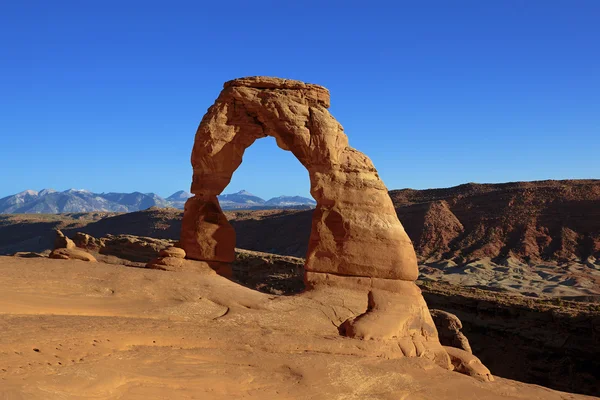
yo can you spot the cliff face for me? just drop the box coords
[420,282,600,396]
[391,180,600,263]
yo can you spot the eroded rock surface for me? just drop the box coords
[54,229,75,250]
[445,346,494,382]
[179,76,454,370]
[181,76,417,281]
[98,235,175,262]
[51,229,97,262]
[430,309,472,353]
[147,246,187,271]
[49,248,97,262]
[1,256,586,400]
[72,232,104,251]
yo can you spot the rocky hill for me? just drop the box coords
[221,179,600,265]
[391,179,600,263]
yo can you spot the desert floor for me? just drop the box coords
[0,256,595,399]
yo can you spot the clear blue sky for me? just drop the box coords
[1,1,598,200]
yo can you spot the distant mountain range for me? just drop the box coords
[0,189,316,214]
[218,190,316,209]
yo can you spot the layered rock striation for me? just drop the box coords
[181,76,417,280]
[179,77,461,370]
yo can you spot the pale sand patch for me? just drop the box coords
[420,257,600,299]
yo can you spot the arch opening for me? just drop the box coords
[218,135,315,294]
[181,76,419,283]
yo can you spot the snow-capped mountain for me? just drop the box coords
[217,190,266,208]
[167,190,193,201]
[166,190,193,209]
[0,189,163,214]
[265,195,316,207]
[0,189,316,214]
[0,190,40,211]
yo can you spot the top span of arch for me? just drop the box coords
[223,76,331,108]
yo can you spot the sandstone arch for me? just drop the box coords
[180,77,459,369]
[180,77,417,281]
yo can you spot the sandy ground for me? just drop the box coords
[420,257,600,299]
[0,256,596,399]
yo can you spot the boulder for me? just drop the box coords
[72,232,104,251]
[159,246,186,259]
[147,256,185,270]
[54,230,76,250]
[49,248,97,262]
[99,234,175,262]
[338,280,450,367]
[444,346,494,382]
[430,309,472,353]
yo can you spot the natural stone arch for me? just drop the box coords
[179,77,497,376]
[180,77,418,282]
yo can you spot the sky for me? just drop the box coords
[1,1,598,200]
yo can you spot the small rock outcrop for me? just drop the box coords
[98,235,176,262]
[159,246,186,258]
[54,230,76,250]
[444,346,494,382]
[72,232,104,251]
[146,246,187,271]
[49,248,97,262]
[50,230,96,262]
[430,309,472,353]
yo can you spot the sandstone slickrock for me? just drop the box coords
[2,256,588,399]
[49,248,97,262]
[337,280,449,365]
[146,255,185,271]
[180,76,455,370]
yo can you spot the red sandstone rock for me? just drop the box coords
[178,76,488,375]
[181,76,417,281]
[430,309,472,354]
[49,248,97,262]
[159,247,186,259]
[147,256,185,270]
[54,230,76,250]
[444,346,494,382]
